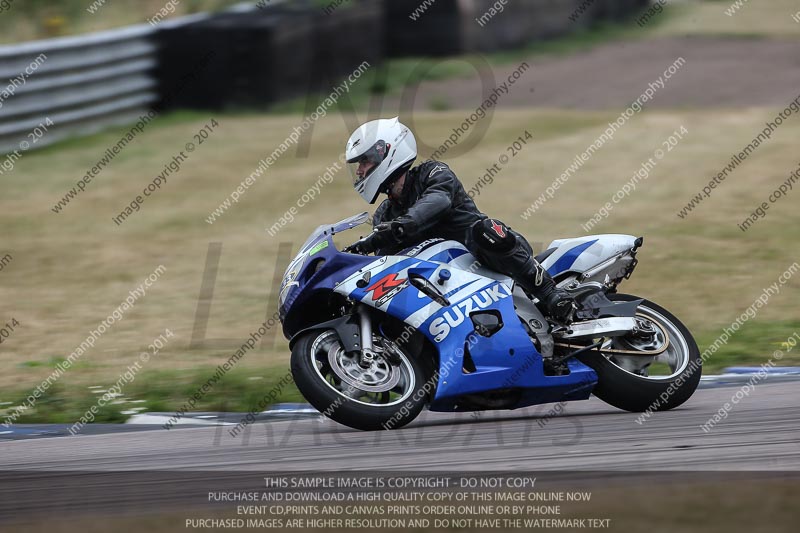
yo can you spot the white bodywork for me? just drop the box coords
[540,234,638,275]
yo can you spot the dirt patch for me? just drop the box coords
[388,37,800,110]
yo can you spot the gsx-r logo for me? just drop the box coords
[366,272,409,307]
[429,284,512,342]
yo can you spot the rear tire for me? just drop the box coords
[577,294,701,412]
[291,329,430,431]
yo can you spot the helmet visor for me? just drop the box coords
[347,140,387,187]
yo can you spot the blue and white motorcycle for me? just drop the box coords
[280,213,700,430]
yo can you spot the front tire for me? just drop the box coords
[577,293,701,412]
[290,329,430,430]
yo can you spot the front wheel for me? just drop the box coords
[576,293,701,412]
[290,329,430,430]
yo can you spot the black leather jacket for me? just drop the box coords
[373,160,484,254]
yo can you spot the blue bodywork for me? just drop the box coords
[280,215,597,413]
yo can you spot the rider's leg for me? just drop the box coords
[465,218,575,323]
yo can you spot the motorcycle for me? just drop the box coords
[279,212,701,430]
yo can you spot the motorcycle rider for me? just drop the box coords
[343,117,575,323]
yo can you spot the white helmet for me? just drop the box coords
[345,117,417,204]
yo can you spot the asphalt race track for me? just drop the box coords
[1,381,798,532]
[1,381,797,472]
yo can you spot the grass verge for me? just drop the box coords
[2,107,798,424]
[3,319,798,425]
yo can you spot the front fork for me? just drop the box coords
[354,304,403,368]
[357,304,376,367]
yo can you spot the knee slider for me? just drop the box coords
[471,218,516,254]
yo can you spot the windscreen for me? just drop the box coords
[299,212,370,252]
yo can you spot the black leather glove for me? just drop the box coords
[367,223,398,251]
[343,237,373,255]
[344,219,417,255]
[344,225,395,255]
[383,217,417,242]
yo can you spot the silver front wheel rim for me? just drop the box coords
[309,330,416,407]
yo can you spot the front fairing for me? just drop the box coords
[278,213,372,324]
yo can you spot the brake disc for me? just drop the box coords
[327,343,400,393]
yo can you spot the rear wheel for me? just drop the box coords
[576,293,701,412]
[290,329,429,430]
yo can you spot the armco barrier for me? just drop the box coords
[0,25,159,155]
[0,0,650,155]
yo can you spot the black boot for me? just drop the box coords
[540,287,576,324]
[524,263,575,324]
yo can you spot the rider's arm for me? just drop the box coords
[367,199,403,255]
[372,199,391,227]
[400,164,455,237]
